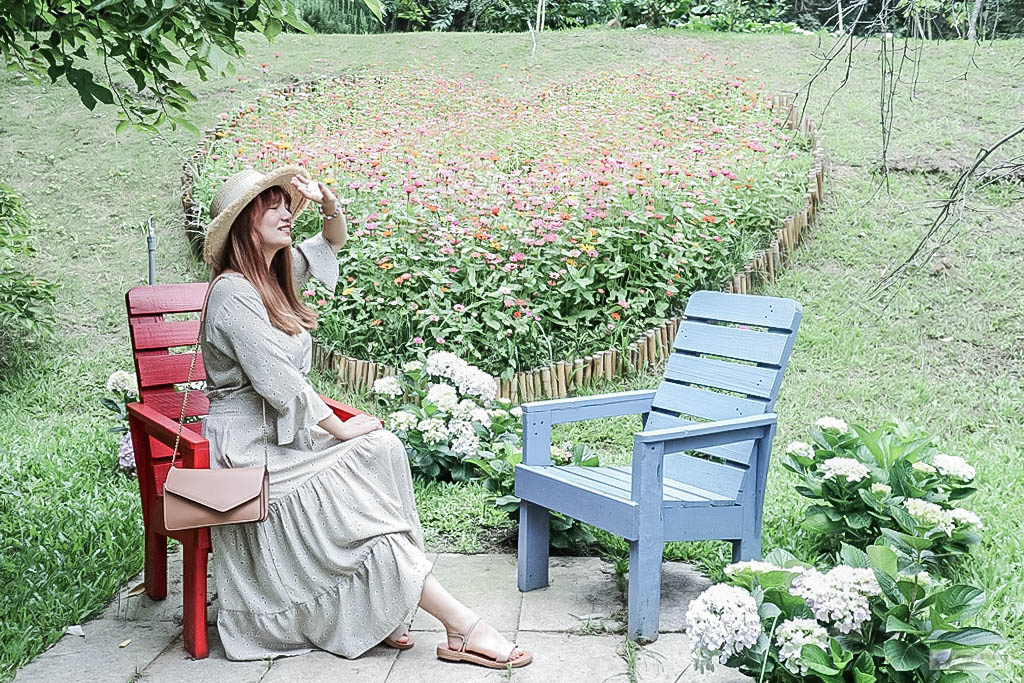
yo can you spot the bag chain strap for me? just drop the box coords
[170,274,269,469]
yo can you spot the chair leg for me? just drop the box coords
[732,524,763,563]
[182,531,209,659]
[517,501,550,591]
[627,535,664,644]
[144,528,167,600]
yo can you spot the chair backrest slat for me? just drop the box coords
[664,353,777,400]
[136,353,207,389]
[130,319,202,351]
[673,321,789,366]
[649,292,802,492]
[682,290,800,331]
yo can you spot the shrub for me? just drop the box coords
[687,546,1004,681]
[781,418,982,569]
[0,184,56,368]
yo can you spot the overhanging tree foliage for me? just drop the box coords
[0,0,382,132]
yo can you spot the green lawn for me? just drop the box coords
[1,28,1022,678]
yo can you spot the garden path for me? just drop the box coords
[15,549,747,682]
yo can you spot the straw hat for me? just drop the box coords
[202,165,311,270]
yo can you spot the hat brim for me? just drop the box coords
[202,164,312,270]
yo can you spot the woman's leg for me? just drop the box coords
[418,573,528,662]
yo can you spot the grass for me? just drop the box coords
[0,26,1022,679]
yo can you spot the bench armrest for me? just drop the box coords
[635,413,777,454]
[127,402,209,469]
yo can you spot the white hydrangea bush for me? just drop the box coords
[371,351,519,481]
[780,418,983,561]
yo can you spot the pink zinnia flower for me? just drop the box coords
[413,337,424,345]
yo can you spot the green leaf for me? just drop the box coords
[115,119,131,135]
[800,644,840,676]
[867,545,898,578]
[263,17,283,41]
[934,585,985,621]
[839,543,872,569]
[881,528,933,551]
[928,627,1004,648]
[882,639,930,671]
[885,615,918,634]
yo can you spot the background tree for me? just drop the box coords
[0,0,381,132]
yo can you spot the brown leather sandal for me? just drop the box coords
[383,624,415,650]
[436,618,533,669]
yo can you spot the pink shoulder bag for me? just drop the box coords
[163,274,270,532]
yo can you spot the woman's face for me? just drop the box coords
[255,196,292,254]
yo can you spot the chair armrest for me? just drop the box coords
[635,414,777,454]
[127,402,209,469]
[522,390,656,425]
[320,394,375,422]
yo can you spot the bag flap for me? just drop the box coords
[164,466,266,512]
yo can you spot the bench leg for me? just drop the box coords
[182,531,209,659]
[517,502,550,591]
[627,535,664,644]
[144,528,167,600]
[732,517,763,563]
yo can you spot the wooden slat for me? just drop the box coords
[663,504,744,542]
[515,465,639,540]
[604,466,734,506]
[141,389,209,419]
[127,283,207,316]
[684,291,801,331]
[663,453,747,499]
[664,353,778,400]
[563,466,717,506]
[643,411,757,465]
[137,353,206,388]
[130,319,202,350]
[673,321,789,366]
[651,381,768,422]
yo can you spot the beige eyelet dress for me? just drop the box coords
[199,233,432,661]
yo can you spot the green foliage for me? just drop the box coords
[714,547,1004,682]
[0,184,56,368]
[0,1,339,131]
[781,420,982,569]
[298,0,386,34]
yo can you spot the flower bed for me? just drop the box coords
[185,61,822,395]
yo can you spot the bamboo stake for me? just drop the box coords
[557,361,568,397]
[582,356,592,386]
[518,372,530,403]
[346,359,356,389]
[532,370,542,400]
[572,359,584,389]
[541,367,552,399]
[602,350,612,379]
[646,331,657,363]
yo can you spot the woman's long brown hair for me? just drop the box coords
[218,186,318,335]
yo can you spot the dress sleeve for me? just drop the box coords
[209,284,333,447]
[291,232,340,293]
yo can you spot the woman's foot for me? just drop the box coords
[383,623,414,650]
[437,617,532,669]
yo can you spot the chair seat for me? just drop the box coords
[517,465,736,508]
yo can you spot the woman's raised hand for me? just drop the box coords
[290,175,337,208]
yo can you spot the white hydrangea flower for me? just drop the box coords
[372,376,404,398]
[723,560,783,575]
[450,399,477,420]
[870,482,892,496]
[949,507,984,530]
[426,383,460,412]
[932,454,976,482]
[785,441,814,459]
[902,498,955,535]
[417,418,449,444]
[815,416,849,434]
[684,584,762,673]
[389,410,418,432]
[448,419,480,455]
[510,406,523,419]
[106,370,138,395]
[489,408,510,421]
[790,566,880,634]
[820,457,870,483]
[912,461,938,475]
[470,407,492,428]
[402,360,424,373]
[424,351,469,379]
[775,618,829,676]
[452,366,497,401]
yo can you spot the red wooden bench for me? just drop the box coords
[124,282,367,659]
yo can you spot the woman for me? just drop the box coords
[199,165,531,669]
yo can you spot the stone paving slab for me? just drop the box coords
[518,557,621,632]
[16,552,750,682]
[14,619,179,683]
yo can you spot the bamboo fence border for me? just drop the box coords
[181,88,823,405]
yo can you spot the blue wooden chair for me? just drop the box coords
[514,291,802,642]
